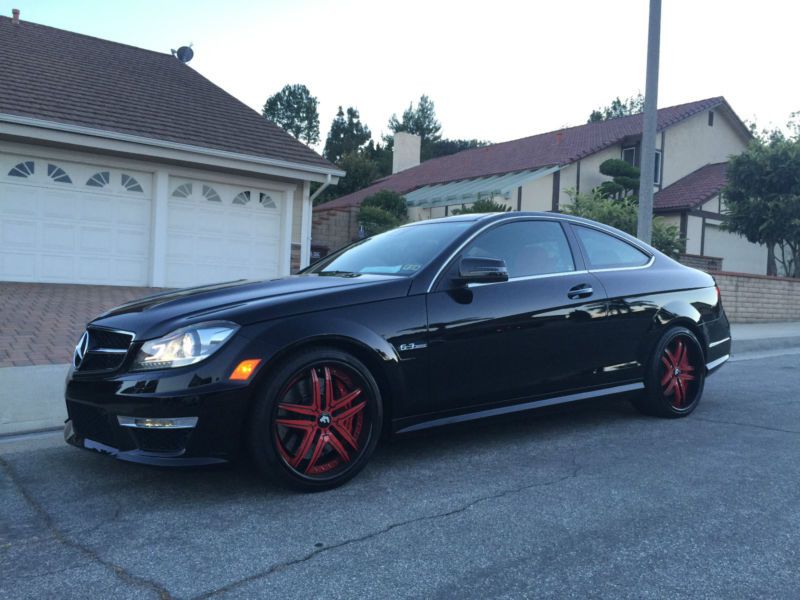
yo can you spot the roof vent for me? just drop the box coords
[12,8,20,25]
[171,45,194,63]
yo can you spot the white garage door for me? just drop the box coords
[0,154,152,286]
[166,178,282,288]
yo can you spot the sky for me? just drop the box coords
[5,0,799,151]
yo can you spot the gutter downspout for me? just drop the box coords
[309,173,333,204]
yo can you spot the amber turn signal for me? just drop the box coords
[230,359,262,381]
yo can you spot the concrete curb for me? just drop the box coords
[733,336,800,355]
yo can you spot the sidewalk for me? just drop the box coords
[731,322,800,353]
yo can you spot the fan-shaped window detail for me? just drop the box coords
[172,183,193,198]
[233,191,251,205]
[86,171,110,188]
[47,164,72,184]
[259,193,277,209]
[121,174,143,193]
[202,185,222,202]
[8,161,34,178]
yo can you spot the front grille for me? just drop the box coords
[74,326,134,374]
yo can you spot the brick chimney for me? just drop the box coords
[12,8,20,25]
[392,132,421,174]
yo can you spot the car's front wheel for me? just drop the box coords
[632,326,706,418]
[249,347,382,491]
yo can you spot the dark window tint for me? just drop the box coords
[574,225,649,269]
[463,220,575,278]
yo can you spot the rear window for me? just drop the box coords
[573,225,650,269]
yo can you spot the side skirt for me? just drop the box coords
[395,382,645,434]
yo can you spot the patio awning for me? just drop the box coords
[405,166,559,209]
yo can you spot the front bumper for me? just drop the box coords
[65,351,260,465]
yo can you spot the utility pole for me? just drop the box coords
[637,0,662,244]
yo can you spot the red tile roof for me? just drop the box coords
[318,97,737,211]
[654,162,728,212]
[0,16,335,171]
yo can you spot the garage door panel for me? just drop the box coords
[0,154,152,286]
[0,186,37,216]
[41,192,78,219]
[117,197,150,225]
[165,179,284,287]
[80,195,116,223]
[0,252,37,279]
[116,230,148,255]
[2,219,37,246]
[41,254,76,280]
[41,223,76,251]
[79,226,114,253]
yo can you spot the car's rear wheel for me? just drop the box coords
[632,326,705,418]
[249,347,382,491]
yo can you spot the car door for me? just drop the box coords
[568,223,659,386]
[426,219,608,414]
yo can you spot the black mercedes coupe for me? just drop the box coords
[65,212,731,491]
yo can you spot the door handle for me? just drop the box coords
[567,283,593,299]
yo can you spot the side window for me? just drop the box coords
[463,221,575,279]
[573,225,650,269]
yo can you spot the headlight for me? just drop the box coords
[131,321,239,370]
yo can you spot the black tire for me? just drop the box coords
[249,347,383,492]
[631,326,706,418]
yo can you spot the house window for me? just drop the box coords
[233,191,251,205]
[8,161,34,178]
[121,174,143,193]
[87,171,110,188]
[622,146,637,167]
[202,185,221,202]
[47,164,72,184]
[259,193,277,209]
[708,111,715,127]
[654,149,662,185]
[172,183,193,198]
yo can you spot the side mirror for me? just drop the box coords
[457,257,509,284]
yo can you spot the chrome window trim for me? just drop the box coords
[587,255,656,274]
[467,269,589,289]
[708,336,731,348]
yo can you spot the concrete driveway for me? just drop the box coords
[2,350,799,599]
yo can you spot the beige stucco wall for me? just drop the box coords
[662,110,747,187]
[685,214,703,254]
[520,174,554,211]
[703,219,767,275]
[569,145,624,205]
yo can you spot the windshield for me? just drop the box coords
[307,221,473,277]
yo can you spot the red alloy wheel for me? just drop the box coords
[273,363,370,478]
[660,335,698,409]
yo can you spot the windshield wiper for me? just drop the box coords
[317,270,361,278]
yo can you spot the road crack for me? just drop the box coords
[693,416,800,436]
[193,455,582,599]
[0,456,174,600]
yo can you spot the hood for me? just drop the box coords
[90,274,412,340]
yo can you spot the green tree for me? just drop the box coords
[387,94,442,144]
[262,84,320,145]
[597,158,641,198]
[452,198,512,215]
[314,151,380,205]
[323,106,372,163]
[358,190,408,236]
[724,133,800,277]
[588,93,645,123]
[564,189,684,258]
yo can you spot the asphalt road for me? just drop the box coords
[2,350,800,600]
